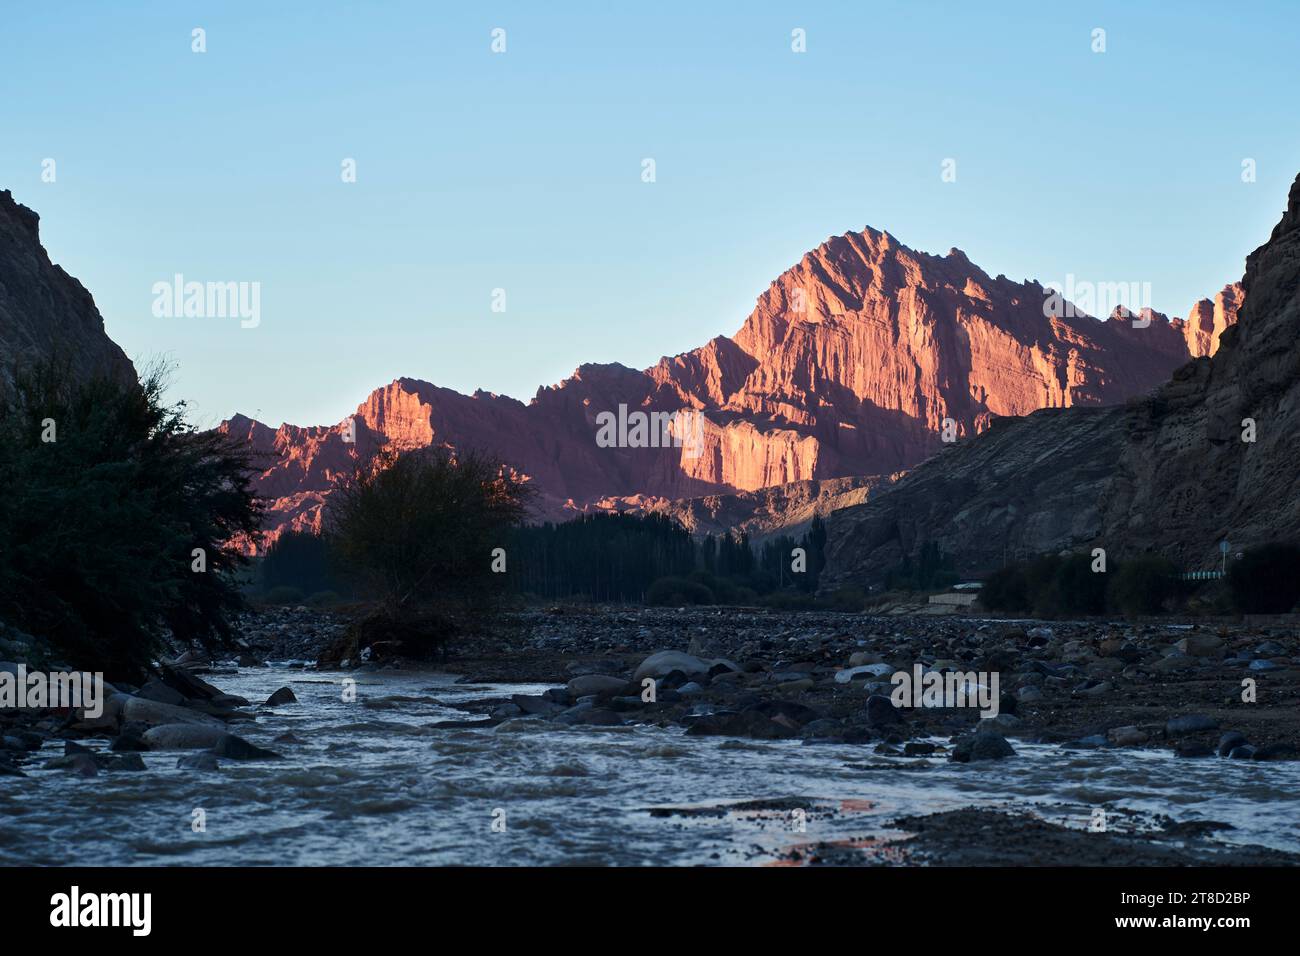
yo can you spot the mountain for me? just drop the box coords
[821,175,1300,587]
[221,227,1239,548]
[0,189,135,394]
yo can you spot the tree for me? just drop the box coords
[0,362,262,680]
[1227,542,1300,613]
[800,514,828,592]
[325,448,529,613]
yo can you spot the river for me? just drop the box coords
[2,665,1298,865]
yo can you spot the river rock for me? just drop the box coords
[834,663,894,683]
[1150,654,1198,674]
[633,650,735,682]
[952,731,1015,762]
[265,687,297,706]
[138,679,187,706]
[510,694,565,717]
[1108,725,1148,747]
[864,694,901,727]
[1176,634,1223,657]
[177,753,221,771]
[1165,714,1219,735]
[141,724,228,750]
[212,734,280,760]
[1217,731,1248,757]
[122,697,224,729]
[565,675,627,699]
[1251,743,1299,761]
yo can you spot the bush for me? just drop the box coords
[1228,542,1300,613]
[325,448,529,614]
[980,563,1029,612]
[759,590,818,611]
[1036,552,1108,617]
[0,363,262,680]
[260,530,339,596]
[646,576,714,606]
[305,590,342,608]
[261,586,305,606]
[822,586,867,611]
[979,552,1111,617]
[1107,555,1179,615]
[321,608,460,665]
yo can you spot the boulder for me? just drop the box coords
[565,675,627,699]
[177,753,221,771]
[264,687,297,706]
[633,651,735,683]
[212,734,280,760]
[141,724,228,750]
[833,663,894,684]
[121,697,224,729]
[1108,725,1148,747]
[1165,714,1219,736]
[951,732,1015,762]
[1176,634,1223,657]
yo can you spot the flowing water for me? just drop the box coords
[3,666,1299,865]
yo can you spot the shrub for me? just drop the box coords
[262,586,305,606]
[325,448,529,614]
[1228,542,1300,613]
[646,576,714,606]
[759,590,818,611]
[1036,552,1108,617]
[0,363,262,680]
[1107,555,1178,615]
[980,563,1029,612]
[260,530,339,596]
[822,586,867,611]
[305,590,342,608]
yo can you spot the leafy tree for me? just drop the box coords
[0,362,262,680]
[325,448,529,613]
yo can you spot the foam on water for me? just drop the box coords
[2,667,1298,865]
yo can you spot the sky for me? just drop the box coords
[1,1,1297,428]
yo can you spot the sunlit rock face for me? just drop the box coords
[219,226,1234,549]
[823,177,1299,587]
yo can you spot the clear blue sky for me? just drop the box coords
[2,1,1296,427]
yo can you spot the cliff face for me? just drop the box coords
[0,190,135,394]
[822,175,1300,587]
[222,227,1237,548]
[1099,176,1300,569]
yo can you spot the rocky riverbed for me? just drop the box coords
[3,604,1299,865]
